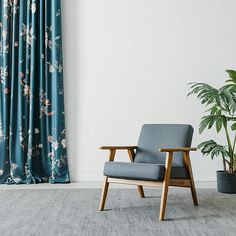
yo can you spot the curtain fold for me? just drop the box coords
[0,0,70,184]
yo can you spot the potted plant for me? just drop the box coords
[188,70,236,193]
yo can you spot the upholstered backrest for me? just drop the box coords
[134,124,193,166]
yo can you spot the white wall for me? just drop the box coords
[62,0,236,182]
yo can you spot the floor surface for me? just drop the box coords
[0,188,235,236]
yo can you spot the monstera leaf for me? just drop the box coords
[199,114,227,134]
[226,70,236,84]
[188,83,219,106]
[198,140,227,160]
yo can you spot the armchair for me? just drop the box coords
[99,124,198,221]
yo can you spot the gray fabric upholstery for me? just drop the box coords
[104,162,164,181]
[135,124,193,166]
[104,162,189,181]
[103,124,194,180]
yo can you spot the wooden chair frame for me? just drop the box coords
[99,146,198,221]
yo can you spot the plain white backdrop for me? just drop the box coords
[61,0,236,182]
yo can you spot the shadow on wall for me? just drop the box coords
[61,0,80,175]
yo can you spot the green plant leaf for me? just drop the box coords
[231,123,236,131]
[226,70,236,83]
[210,106,218,115]
[216,118,223,133]
[218,84,236,113]
[197,140,227,160]
[201,144,214,153]
[199,116,212,134]
[188,83,219,108]
[207,116,216,129]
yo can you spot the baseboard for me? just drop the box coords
[0,181,216,190]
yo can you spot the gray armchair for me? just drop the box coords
[99,124,198,221]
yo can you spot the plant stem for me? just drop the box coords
[232,132,236,153]
[225,128,233,150]
[224,125,234,173]
[222,156,227,172]
[232,132,236,172]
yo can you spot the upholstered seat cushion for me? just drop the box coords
[104,162,189,181]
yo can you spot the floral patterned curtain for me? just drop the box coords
[0,0,70,184]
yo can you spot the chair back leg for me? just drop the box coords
[159,152,173,221]
[99,177,109,211]
[137,186,145,198]
[128,149,145,198]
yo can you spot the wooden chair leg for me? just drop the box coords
[159,152,173,221]
[137,185,145,198]
[127,149,145,198]
[183,152,198,206]
[99,177,109,211]
[190,182,198,206]
[159,181,169,221]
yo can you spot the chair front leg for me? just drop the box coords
[128,149,145,198]
[99,177,109,211]
[99,150,116,211]
[183,151,198,206]
[159,151,173,221]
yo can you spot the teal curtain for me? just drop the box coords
[0,0,70,184]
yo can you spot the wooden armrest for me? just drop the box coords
[100,146,137,150]
[159,147,197,152]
